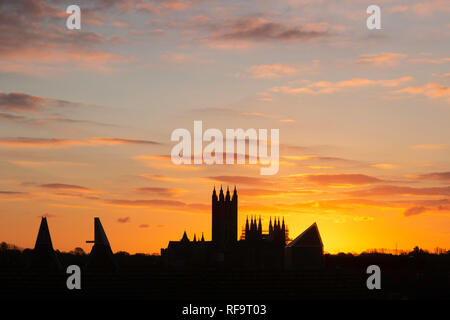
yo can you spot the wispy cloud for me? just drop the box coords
[288,173,385,186]
[395,82,450,101]
[355,53,407,66]
[239,61,320,79]
[270,77,413,95]
[406,172,450,182]
[0,92,81,112]
[0,137,161,148]
[346,185,450,197]
[39,183,99,193]
[411,144,448,150]
[135,187,186,197]
[207,175,274,186]
[117,216,131,223]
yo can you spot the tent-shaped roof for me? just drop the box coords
[287,222,323,248]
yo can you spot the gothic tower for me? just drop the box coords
[212,186,238,249]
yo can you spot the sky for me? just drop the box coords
[0,0,449,254]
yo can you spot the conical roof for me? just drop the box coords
[32,217,62,271]
[287,223,323,248]
[86,217,118,272]
[34,217,53,250]
[94,217,111,247]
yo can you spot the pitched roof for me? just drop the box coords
[287,222,323,248]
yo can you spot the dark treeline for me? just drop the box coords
[1,242,449,299]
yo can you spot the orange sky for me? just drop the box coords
[0,0,449,254]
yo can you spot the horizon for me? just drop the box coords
[0,0,449,256]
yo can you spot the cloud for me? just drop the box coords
[39,183,98,193]
[408,172,450,182]
[408,57,450,64]
[207,175,273,186]
[355,53,407,66]
[0,137,161,148]
[371,163,397,169]
[159,52,210,65]
[0,0,126,74]
[404,206,427,217]
[138,174,181,182]
[135,187,186,197]
[410,0,450,17]
[270,77,413,95]
[0,92,81,112]
[346,185,450,197]
[0,112,26,121]
[10,160,88,168]
[237,188,313,197]
[387,0,450,17]
[241,61,320,79]
[136,0,192,14]
[117,216,131,223]
[289,173,384,186]
[139,224,149,228]
[411,144,448,150]
[0,191,28,195]
[103,198,209,212]
[211,17,330,42]
[395,82,450,101]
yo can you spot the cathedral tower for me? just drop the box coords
[212,186,238,249]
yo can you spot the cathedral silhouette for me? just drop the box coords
[29,186,324,271]
[161,186,323,269]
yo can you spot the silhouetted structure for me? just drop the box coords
[242,216,287,245]
[86,217,118,272]
[285,222,324,269]
[161,187,323,269]
[212,186,238,250]
[31,217,62,272]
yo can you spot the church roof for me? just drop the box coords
[287,222,323,248]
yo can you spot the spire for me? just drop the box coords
[181,230,190,242]
[245,216,249,232]
[201,232,205,242]
[212,186,217,200]
[258,216,262,234]
[232,185,237,201]
[193,234,197,242]
[269,217,273,234]
[219,185,224,201]
[226,186,230,201]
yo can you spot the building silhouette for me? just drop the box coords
[31,217,62,272]
[86,217,118,272]
[242,216,287,245]
[212,186,237,250]
[285,222,324,269]
[161,187,323,269]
